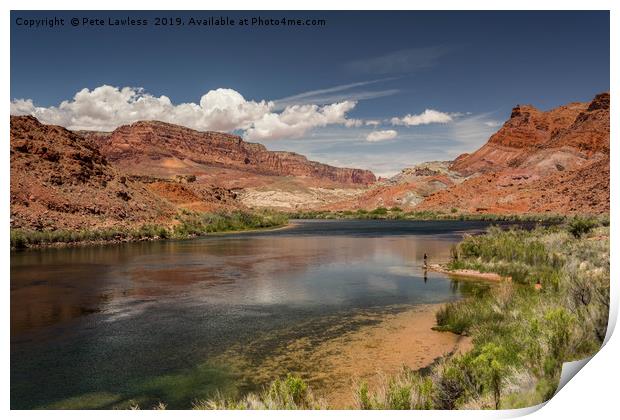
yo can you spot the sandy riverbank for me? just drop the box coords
[220,303,471,409]
[428,263,510,282]
[317,303,472,408]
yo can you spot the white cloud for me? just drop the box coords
[10,85,361,141]
[344,119,364,128]
[366,129,398,142]
[245,101,357,141]
[344,119,382,128]
[274,78,398,108]
[484,120,502,127]
[391,109,455,126]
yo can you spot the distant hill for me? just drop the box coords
[80,120,375,185]
[10,116,377,230]
[10,92,609,229]
[324,92,609,215]
[418,92,610,214]
[10,117,235,230]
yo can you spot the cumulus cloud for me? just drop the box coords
[11,85,359,141]
[245,101,357,141]
[366,129,398,142]
[390,109,455,126]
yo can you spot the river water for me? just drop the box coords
[11,219,498,409]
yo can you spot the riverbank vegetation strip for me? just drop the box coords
[10,209,289,249]
[197,217,608,410]
[288,207,602,223]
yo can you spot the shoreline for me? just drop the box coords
[287,210,574,223]
[427,263,510,282]
[205,221,298,236]
[305,304,472,408]
[10,222,293,251]
[321,303,471,408]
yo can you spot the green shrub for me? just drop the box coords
[472,343,509,409]
[386,379,411,409]
[370,207,388,215]
[568,217,598,238]
[355,381,372,409]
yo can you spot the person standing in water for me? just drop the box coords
[423,252,428,268]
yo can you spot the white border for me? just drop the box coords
[3,2,616,420]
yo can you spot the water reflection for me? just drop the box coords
[11,219,495,409]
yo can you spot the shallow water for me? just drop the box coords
[11,219,498,409]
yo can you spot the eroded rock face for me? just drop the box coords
[86,121,376,185]
[418,92,610,215]
[450,93,609,178]
[10,116,176,230]
[323,162,464,211]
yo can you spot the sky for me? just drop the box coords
[10,11,610,176]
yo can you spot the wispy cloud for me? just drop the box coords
[274,78,399,108]
[346,46,452,75]
[449,112,499,150]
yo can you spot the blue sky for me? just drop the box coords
[11,11,610,176]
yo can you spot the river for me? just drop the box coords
[11,219,499,409]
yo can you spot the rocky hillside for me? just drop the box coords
[10,116,173,230]
[11,92,609,224]
[82,121,376,185]
[418,92,610,214]
[10,117,241,231]
[324,161,465,211]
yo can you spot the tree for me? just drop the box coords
[473,343,509,409]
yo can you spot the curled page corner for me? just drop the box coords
[498,402,547,418]
[497,357,595,418]
[603,301,617,346]
[555,356,593,395]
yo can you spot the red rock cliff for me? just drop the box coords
[88,121,376,185]
[419,92,610,215]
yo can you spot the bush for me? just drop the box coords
[568,217,598,238]
[386,379,411,409]
[370,207,388,215]
[472,343,509,409]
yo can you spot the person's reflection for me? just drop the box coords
[423,269,428,283]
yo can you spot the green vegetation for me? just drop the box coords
[10,210,288,249]
[355,219,609,409]
[446,225,563,285]
[568,216,600,238]
[193,217,609,410]
[288,207,576,223]
[193,374,325,410]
